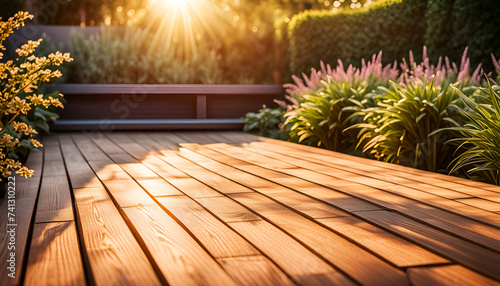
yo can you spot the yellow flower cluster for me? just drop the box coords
[0,12,72,181]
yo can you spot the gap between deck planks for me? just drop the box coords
[4,131,500,286]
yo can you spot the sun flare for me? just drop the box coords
[145,0,226,58]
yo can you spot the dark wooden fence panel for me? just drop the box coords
[47,84,283,131]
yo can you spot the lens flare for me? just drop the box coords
[145,0,227,58]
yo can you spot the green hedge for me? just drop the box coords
[288,0,427,75]
[290,0,500,75]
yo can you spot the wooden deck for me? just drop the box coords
[1,131,500,285]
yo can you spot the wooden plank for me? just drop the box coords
[355,210,500,281]
[156,196,259,258]
[73,187,162,285]
[0,149,43,286]
[228,220,356,286]
[122,204,238,286]
[58,134,102,189]
[42,140,66,176]
[191,144,500,252]
[0,197,37,286]
[179,146,382,213]
[258,137,500,194]
[157,153,254,194]
[407,265,500,286]
[35,176,74,223]
[15,149,43,198]
[24,222,85,286]
[457,198,500,212]
[228,192,408,285]
[215,143,500,227]
[175,131,220,144]
[249,142,474,200]
[217,256,294,286]
[255,187,350,219]
[52,83,284,95]
[101,179,157,207]
[196,95,207,119]
[165,177,224,198]
[104,133,151,159]
[87,160,131,181]
[107,153,158,179]
[317,216,450,267]
[127,132,176,152]
[85,132,124,154]
[71,133,109,161]
[137,178,183,197]
[195,196,262,223]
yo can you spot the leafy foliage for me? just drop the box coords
[0,12,72,180]
[68,27,223,84]
[441,82,500,185]
[288,0,427,75]
[352,80,463,172]
[284,79,376,152]
[243,107,286,139]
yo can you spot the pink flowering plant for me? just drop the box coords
[0,12,72,180]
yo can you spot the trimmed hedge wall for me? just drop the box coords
[290,0,500,75]
[289,0,426,74]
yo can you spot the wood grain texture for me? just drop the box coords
[229,192,408,285]
[228,220,356,286]
[15,149,43,198]
[203,144,500,252]
[35,175,74,223]
[356,210,500,281]
[0,197,37,286]
[166,178,224,198]
[217,256,295,286]
[157,153,253,194]
[156,196,259,258]
[87,160,131,181]
[58,134,102,189]
[137,178,183,197]
[179,145,382,213]
[317,216,450,267]
[24,222,85,286]
[101,179,157,207]
[456,198,500,212]
[86,132,124,154]
[43,141,66,176]
[195,196,262,223]
[218,143,500,227]
[249,142,474,200]
[73,187,162,285]
[407,265,500,286]
[257,137,500,194]
[0,149,42,286]
[122,204,238,286]
[71,133,109,161]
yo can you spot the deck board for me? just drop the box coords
[5,131,500,285]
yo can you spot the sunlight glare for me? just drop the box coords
[145,0,227,58]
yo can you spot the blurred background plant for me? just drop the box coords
[0,11,72,180]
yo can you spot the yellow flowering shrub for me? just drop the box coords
[0,11,72,180]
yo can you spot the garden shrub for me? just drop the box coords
[243,107,287,140]
[424,0,455,63]
[449,0,500,73]
[288,0,426,75]
[439,82,500,185]
[68,27,223,84]
[351,80,464,173]
[0,12,72,179]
